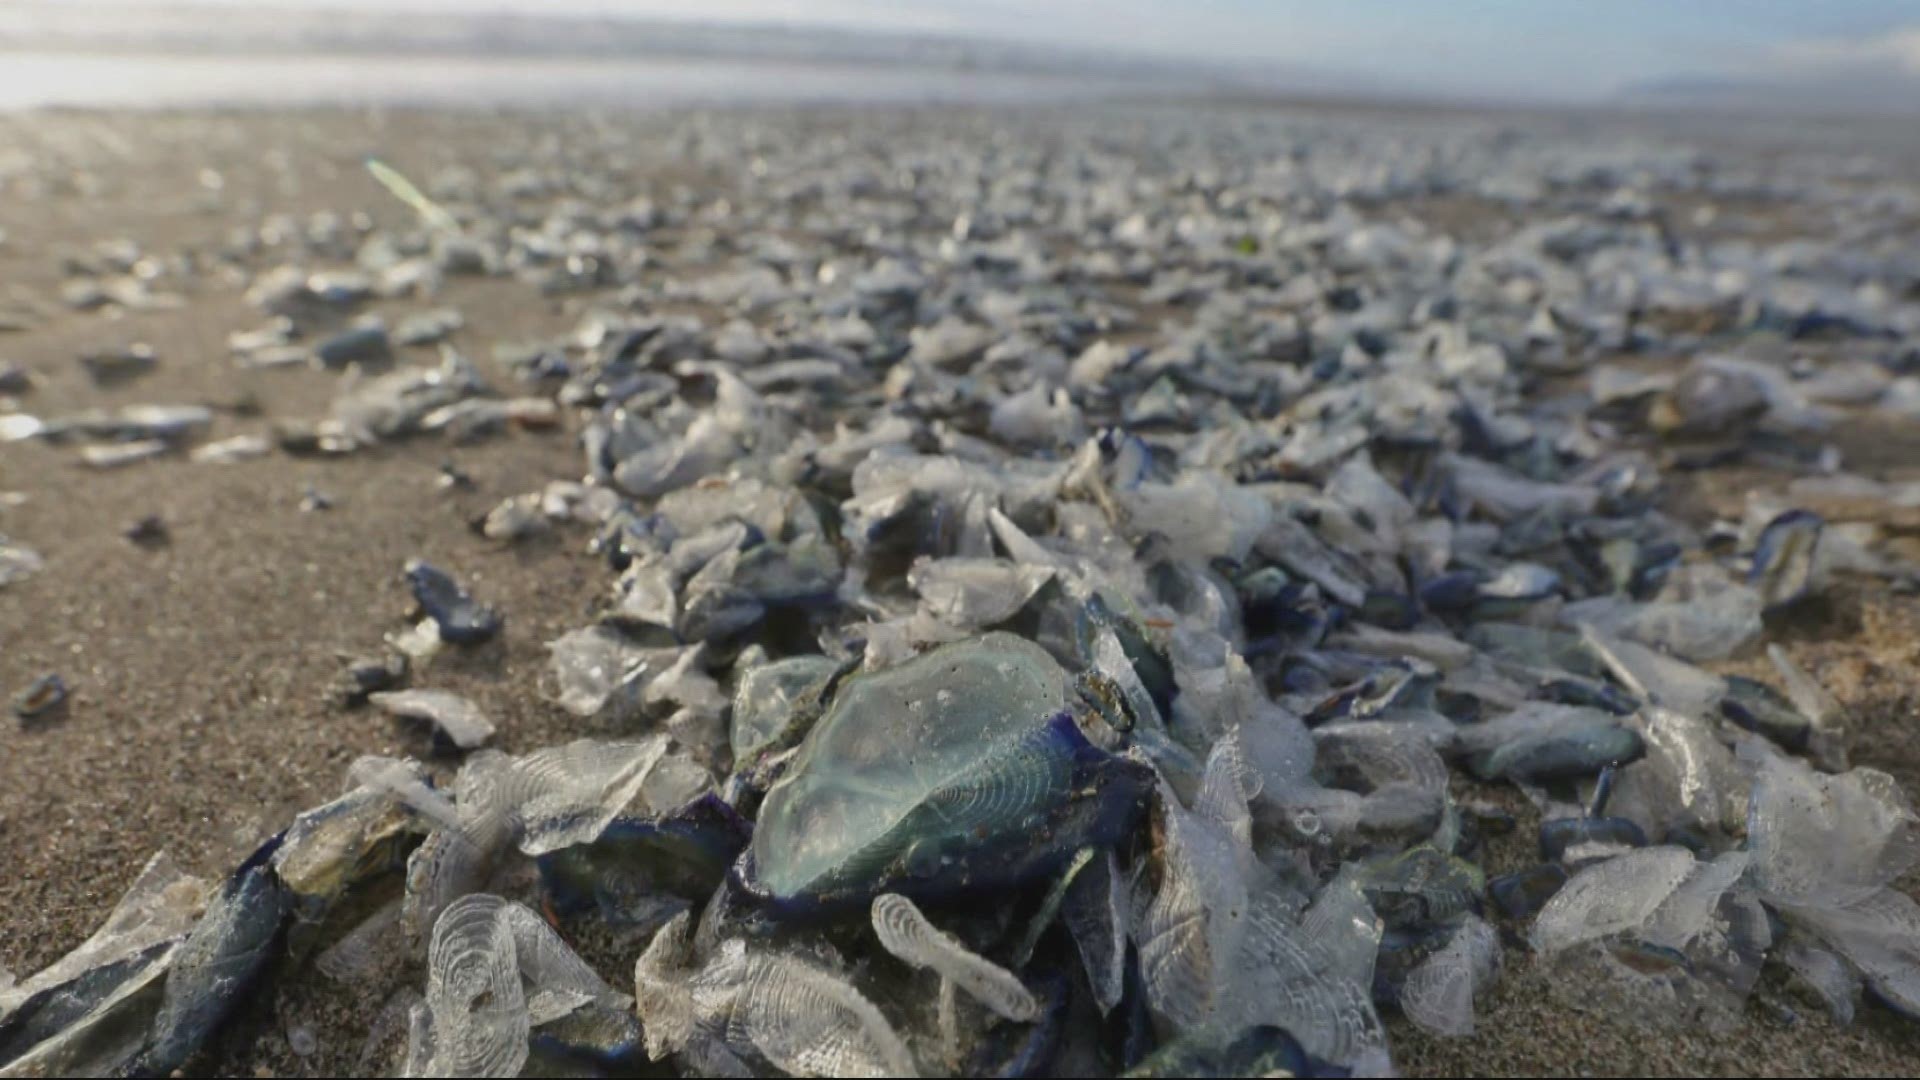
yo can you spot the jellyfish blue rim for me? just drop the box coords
[726,709,1152,919]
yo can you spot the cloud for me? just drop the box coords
[1766,25,1920,79]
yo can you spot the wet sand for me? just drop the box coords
[2,107,1919,1076]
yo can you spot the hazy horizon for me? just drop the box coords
[4,0,1919,112]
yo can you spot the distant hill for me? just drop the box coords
[0,1,1428,105]
[0,2,1201,79]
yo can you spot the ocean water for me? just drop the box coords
[0,50,1160,111]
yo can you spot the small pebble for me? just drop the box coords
[299,484,334,512]
[124,514,169,547]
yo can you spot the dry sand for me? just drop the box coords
[2,107,1919,1076]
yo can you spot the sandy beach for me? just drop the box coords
[4,105,1920,1076]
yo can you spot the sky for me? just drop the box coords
[32,0,1920,104]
